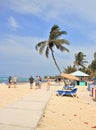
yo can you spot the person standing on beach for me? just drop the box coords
[13,75,18,88]
[8,76,12,88]
[29,76,34,89]
[46,77,50,90]
[35,76,40,89]
[38,76,42,89]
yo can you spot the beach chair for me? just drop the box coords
[62,84,75,90]
[56,88,78,97]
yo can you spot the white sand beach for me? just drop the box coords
[0,82,96,130]
[0,83,36,109]
[35,83,96,130]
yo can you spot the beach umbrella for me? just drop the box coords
[61,73,79,81]
[71,70,89,77]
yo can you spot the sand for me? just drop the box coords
[0,82,96,130]
[35,83,96,130]
[0,82,36,109]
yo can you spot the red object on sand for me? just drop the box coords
[92,88,95,97]
[91,125,96,128]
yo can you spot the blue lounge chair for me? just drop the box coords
[56,88,78,97]
[62,84,75,90]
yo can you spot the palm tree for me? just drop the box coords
[35,24,70,74]
[74,52,88,70]
[63,65,77,74]
[94,52,96,61]
[90,52,96,76]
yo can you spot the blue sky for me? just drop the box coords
[0,0,96,78]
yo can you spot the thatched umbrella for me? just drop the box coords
[61,73,79,81]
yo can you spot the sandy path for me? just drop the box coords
[0,83,37,109]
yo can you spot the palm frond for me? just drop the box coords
[48,39,70,52]
[49,25,67,39]
[51,39,70,45]
[50,31,67,39]
[39,43,47,54]
[45,46,49,58]
[74,51,88,69]
[50,25,59,32]
[56,44,69,52]
[35,41,47,51]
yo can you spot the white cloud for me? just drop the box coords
[8,16,20,29]
[0,34,51,65]
[0,34,96,76]
[3,0,96,23]
[0,0,96,76]
[0,35,37,57]
[0,35,59,76]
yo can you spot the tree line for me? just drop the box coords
[64,52,96,78]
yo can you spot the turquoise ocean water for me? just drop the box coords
[0,77,29,83]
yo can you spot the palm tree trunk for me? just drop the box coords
[51,49,62,74]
